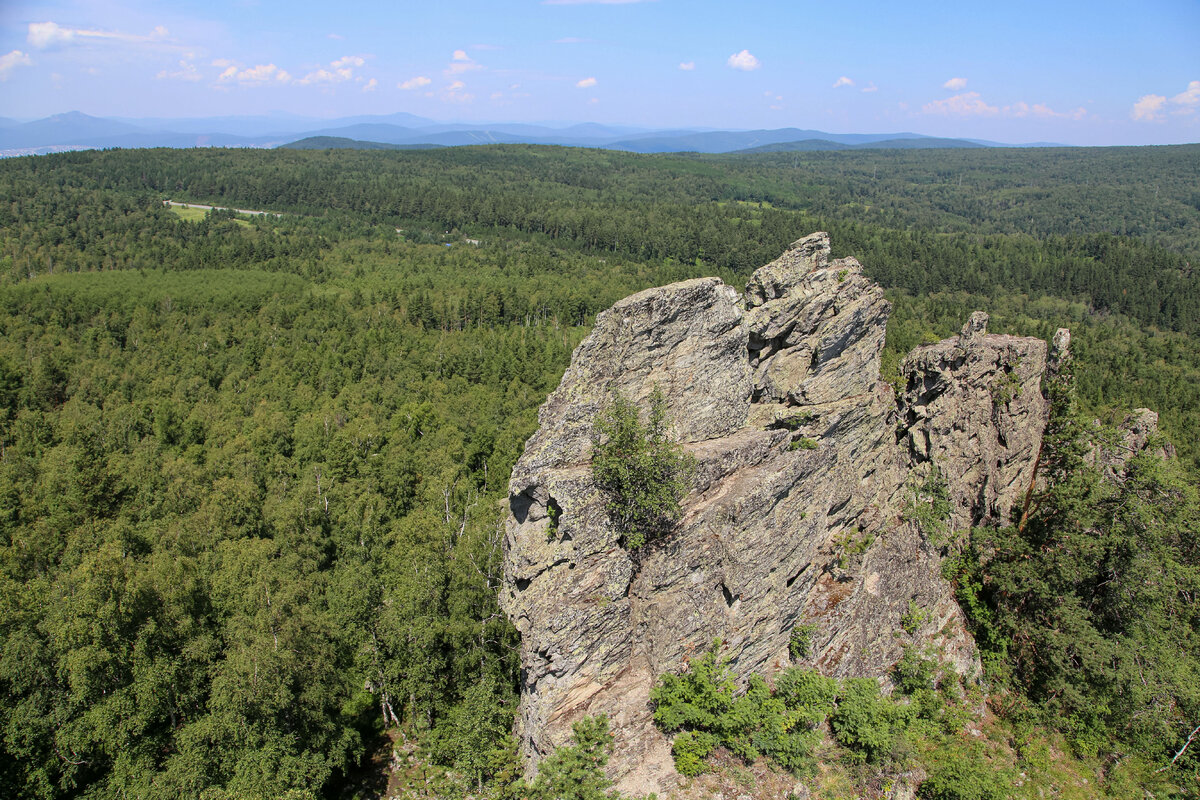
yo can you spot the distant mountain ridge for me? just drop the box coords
[0,111,1067,156]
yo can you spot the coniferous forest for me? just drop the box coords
[0,144,1198,799]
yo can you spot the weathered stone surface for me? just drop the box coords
[501,235,1059,796]
[897,312,1049,529]
[1095,408,1176,480]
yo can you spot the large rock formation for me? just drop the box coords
[501,234,1050,795]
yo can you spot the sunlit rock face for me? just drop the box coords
[501,233,1051,796]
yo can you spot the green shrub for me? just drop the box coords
[651,646,737,733]
[788,623,816,661]
[773,667,837,727]
[652,650,832,777]
[591,387,695,550]
[525,715,615,800]
[830,678,899,763]
[892,645,938,696]
[900,599,929,635]
[918,757,1005,800]
[671,731,719,777]
[905,465,954,546]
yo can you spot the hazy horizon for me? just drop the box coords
[2,0,1198,148]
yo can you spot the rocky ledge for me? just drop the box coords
[501,233,1053,796]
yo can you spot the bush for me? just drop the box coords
[918,757,1005,800]
[652,648,834,777]
[830,678,900,763]
[591,387,695,549]
[525,715,615,800]
[672,731,719,777]
[788,623,816,661]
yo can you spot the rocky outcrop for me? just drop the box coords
[500,234,1053,796]
[896,311,1047,530]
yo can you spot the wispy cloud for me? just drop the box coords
[925,91,1087,120]
[28,21,169,49]
[362,77,378,92]
[444,79,473,103]
[555,37,587,43]
[576,76,598,88]
[922,91,998,116]
[1009,101,1086,120]
[678,61,695,71]
[943,77,967,90]
[727,50,760,71]
[400,75,431,90]
[217,62,291,85]
[156,59,202,82]
[0,50,33,80]
[861,82,878,93]
[832,76,853,88]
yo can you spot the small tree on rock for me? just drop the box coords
[591,387,695,550]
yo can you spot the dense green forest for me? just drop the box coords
[0,144,1197,799]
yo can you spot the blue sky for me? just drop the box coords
[1,0,1197,145]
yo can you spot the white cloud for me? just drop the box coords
[1131,93,1168,121]
[1171,80,1200,109]
[727,50,760,71]
[576,76,597,88]
[1009,101,1086,120]
[924,91,1087,120]
[28,21,169,49]
[400,75,431,90]
[328,33,345,40]
[216,62,289,85]
[446,50,482,74]
[1131,80,1200,122]
[156,59,202,82]
[832,76,853,88]
[362,78,378,92]
[555,37,587,44]
[28,22,72,48]
[0,50,33,80]
[297,55,365,85]
[943,77,967,90]
[679,61,695,71]
[543,0,655,4]
[444,79,473,103]
[922,91,998,116]
[861,82,878,93]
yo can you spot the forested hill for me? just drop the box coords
[0,144,1198,798]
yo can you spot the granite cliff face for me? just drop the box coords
[501,234,1050,795]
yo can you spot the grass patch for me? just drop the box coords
[169,204,253,228]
